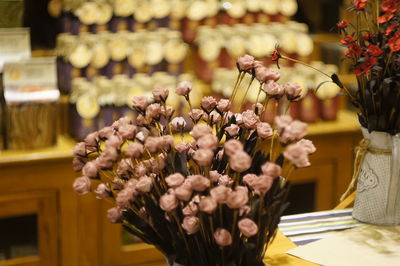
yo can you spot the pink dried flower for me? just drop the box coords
[217,99,231,112]
[207,110,221,124]
[224,139,243,157]
[116,187,135,208]
[107,207,123,223]
[175,184,193,201]
[252,175,273,195]
[280,120,308,143]
[73,142,86,157]
[125,178,138,190]
[261,162,281,178]
[84,132,99,150]
[201,96,218,112]
[217,149,224,160]
[132,96,148,110]
[125,142,144,158]
[152,87,169,101]
[189,109,205,122]
[239,205,251,216]
[146,103,161,119]
[188,175,210,191]
[197,134,218,150]
[225,124,240,137]
[183,202,198,216]
[72,157,86,172]
[160,193,178,212]
[106,135,123,149]
[199,196,218,214]
[235,113,244,125]
[161,135,174,150]
[255,65,270,83]
[82,161,98,178]
[98,126,114,139]
[171,117,187,131]
[144,137,162,153]
[242,110,259,129]
[237,54,255,72]
[283,142,311,168]
[209,170,221,182]
[112,178,125,190]
[218,175,232,186]
[161,105,175,119]
[252,103,264,114]
[226,187,248,208]
[166,173,185,188]
[136,176,153,193]
[175,142,190,153]
[243,174,257,186]
[238,218,258,237]
[73,176,91,195]
[210,185,231,204]
[297,139,316,154]
[274,115,293,132]
[257,122,273,138]
[214,228,232,246]
[101,147,118,162]
[229,151,252,173]
[175,81,192,96]
[182,216,200,235]
[136,114,149,126]
[264,81,284,97]
[193,149,214,166]
[118,124,137,140]
[190,124,213,139]
[95,183,110,199]
[134,164,147,177]
[284,82,302,101]
[264,69,281,82]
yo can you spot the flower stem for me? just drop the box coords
[239,76,255,109]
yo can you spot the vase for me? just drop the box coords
[352,126,400,225]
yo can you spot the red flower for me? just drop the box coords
[378,13,395,24]
[341,35,356,45]
[353,0,368,11]
[388,32,400,52]
[382,0,399,13]
[271,49,281,61]
[349,43,363,55]
[366,45,383,56]
[363,32,373,41]
[337,20,349,28]
[345,50,355,59]
[354,57,378,75]
[385,23,399,36]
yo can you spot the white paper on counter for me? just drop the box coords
[287,224,400,266]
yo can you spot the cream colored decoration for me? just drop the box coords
[145,40,164,65]
[134,1,152,23]
[76,94,100,119]
[296,34,314,57]
[96,4,113,25]
[69,44,92,68]
[279,0,298,17]
[164,39,187,64]
[109,38,128,61]
[246,0,260,12]
[226,0,246,18]
[91,42,110,68]
[260,0,279,15]
[75,2,99,25]
[187,0,208,21]
[199,40,221,62]
[151,0,171,19]
[113,0,136,17]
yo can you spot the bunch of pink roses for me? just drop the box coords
[72,56,315,266]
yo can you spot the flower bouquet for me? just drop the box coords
[72,55,316,265]
[273,0,400,225]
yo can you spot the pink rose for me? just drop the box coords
[252,103,264,114]
[257,122,273,138]
[136,176,153,193]
[261,162,281,178]
[201,96,218,112]
[188,109,204,123]
[116,187,135,208]
[73,142,86,157]
[171,117,187,131]
[264,81,284,97]
[193,149,214,166]
[283,142,311,168]
[132,96,148,110]
[107,207,123,223]
[106,135,123,149]
[72,157,85,172]
[175,184,193,201]
[136,114,149,126]
[112,178,125,190]
[188,175,210,191]
[210,185,231,203]
[175,142,190,153]
[152,87,169,101]
[118,124,137,140]
[217,99,231,112]
[224,139,243,157]
[243,174,257,186]
[175,81,192,96]
[73,176,91,195]
[274,115,293,132]
[284,82,302,101]
[229,151,252,173]
[146,103,161,119]
[218,175,232,186]
[251,175,273,195]
[82,161,98,178]
[199,196,218,214]
[298,139,316,154]
[225,124,240,137]
[214,228,232,246]
[98,126,114,139]
[144,137,162,153]
[161,105,175,119]
[182,216,200,235]
[197,134,218,150]
[160,193,179,212]
[235,113,243,125]
[95,183,110,199]
[125,178,138,190]
[239,205,251,216]
[265,69,281,82]
[226,188,248,208]
[190,124,213,139]
[134,164,147,177]
[255,65,270,83]
[209,170,221,182]
[125,142,144,158]
[161,135,174,150]
[237,54,255,72]
[280,120,308,143]
[238,218,258,237]
[166,173,185,188]
[84,132,99,150]
[183,202,198,216]
[242,110,259,129]
[207,110,221,124]
[96,151,116,169]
